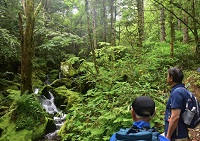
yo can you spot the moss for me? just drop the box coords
[61,62,77,77]
[51,78,73,88]
[32,79,43,90]
[0,91,49,141]
[0,111,48,141]
[53,86,82,110]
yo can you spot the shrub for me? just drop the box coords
[10,93,47,131]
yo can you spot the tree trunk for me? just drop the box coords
[110,0,116,46]
[137,0,144,47]
[19,0,43,94]
[85,0,99,74]
[170,0,175,58]
[191,0,200,53]
[160,7,166,42]
[44,0,50,11]
[102,0,107,42]
[19,0,35,94]
[92,0,97,50]
[182,7,189,44]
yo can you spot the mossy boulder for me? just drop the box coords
[0,91,50,141]
[61,62,76,77]
[50,78,73,89]
[0,110,48,141]
[45,118,57,135]
[51,86,82,111]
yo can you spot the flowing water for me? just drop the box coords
[34,89,66,140]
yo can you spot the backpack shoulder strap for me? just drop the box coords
[126,125,141,134]
[170,87,188,108]
[175,87,193,98]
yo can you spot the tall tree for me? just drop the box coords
[190,0,200,52]
[19,0,42,94]
[169,0,175,58]
[110,0,116,46]
[137,0,144,47]
[160,7,166,42]
[182,3,189,44]
[102,0,107,42]
[92,0,97,50]
[85,0,99,74]
[153,0,200,52]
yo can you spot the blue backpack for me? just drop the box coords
[115,125,160,141]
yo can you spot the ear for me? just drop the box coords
[169,75,173,82]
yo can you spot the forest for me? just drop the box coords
[0,0,200,140]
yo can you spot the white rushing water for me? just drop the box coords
[34,89,66,140]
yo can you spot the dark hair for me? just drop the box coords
[168,67,184,84]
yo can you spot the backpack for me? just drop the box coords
[115,125,160,141]
[175,87,200,128]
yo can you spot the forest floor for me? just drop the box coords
[185,72,200,141]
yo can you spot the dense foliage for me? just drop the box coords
[0,0,200,140]
[58,43,199,140]
[10,92,47,131]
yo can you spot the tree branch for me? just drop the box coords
[171,2,200,26]
[34,0,43,18]
[152,0,195,36]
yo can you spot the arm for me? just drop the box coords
[166,109,181,140]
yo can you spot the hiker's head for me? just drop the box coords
[131,96,155,122]
[167,67,184,85]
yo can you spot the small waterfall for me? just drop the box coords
[40,92,59,114]
[34,89,66,140]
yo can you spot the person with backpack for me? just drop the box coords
[110,96,169,141]
[165,67,190,141]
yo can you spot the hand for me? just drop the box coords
[166,135,171,141]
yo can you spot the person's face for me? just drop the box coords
[166,72,173,85]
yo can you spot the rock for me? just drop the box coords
[45,118,57,135]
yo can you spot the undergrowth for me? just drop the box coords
[59,42,199,141]
[10,92,47,131]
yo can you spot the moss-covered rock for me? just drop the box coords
[61,62,76,77]
[51,86,82,110]
[0,91,50,141]
[50,78,73,88]
[45,118,57,135]
[0,110,48,141]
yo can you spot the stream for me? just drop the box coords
[34,88,66,140]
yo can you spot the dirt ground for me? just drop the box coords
[188,85,200,141]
